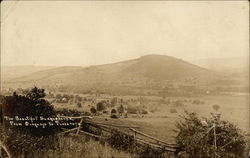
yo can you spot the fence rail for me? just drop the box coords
[61,115,179,153]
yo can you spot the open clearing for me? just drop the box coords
[56,94,249,143]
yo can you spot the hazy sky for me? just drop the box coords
[1,1,249,66]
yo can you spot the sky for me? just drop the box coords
[1,1,249,66]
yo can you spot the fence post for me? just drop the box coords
[76,117,83,135]
[213,123,217,158]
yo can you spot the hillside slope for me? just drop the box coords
[3,55,216,93]
[122,55,210,80]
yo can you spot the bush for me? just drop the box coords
[96,102,105,111]
[77,102,82,108]
[127,106,138,114]
[1,87,59,157]
[111,109,117,114]
[170,108,177,113]
[110,114,118,119]
[176,111,246,158]
[107,129,167,158]
[110,97,117,107]
[107,129,135,151]
[90,107,97,114]
[56,108,90,116]
[212,104,220,111]
[3,87,58,136]
[117,104,125,113]
[141,109,148,114]
[173,100,184,107]
[192,99,204,105]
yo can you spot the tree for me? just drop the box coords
[2,87,58,157]
[26,86,46,100]
[110,97,117,107]
[212,104,220,111]
[3,87,57,136]
[175,111,246,158]
[77,102,82,108]
[96,102,105,111]
[111,109,117,114]
[117,104,125,114]
[90,107,97,114]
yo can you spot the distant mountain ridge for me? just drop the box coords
[191,56,249,73]
[121,55,210,80]
[3,55,217,93]
[1,65,55,81]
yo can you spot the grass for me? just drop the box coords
[86,95,249,143]
[39,94,249,157]
[53,135,134,158]
[14,134,134,158]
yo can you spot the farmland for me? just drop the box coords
[1,55,249,157]
[45,92,249,142]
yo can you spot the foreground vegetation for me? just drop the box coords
[176,111,246,158]
[0,87,248,158]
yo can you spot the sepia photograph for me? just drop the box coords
[0,1,249,158]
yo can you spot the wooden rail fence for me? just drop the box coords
[60,116,179,153]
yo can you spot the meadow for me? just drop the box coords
[51,93,249,143]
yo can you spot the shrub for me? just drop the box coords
[56,108,90,116]
[212,104,220,111]
[96,102,105,111]
[107,129,135,151]
[110,97,117,107]
[107,129,167,158]
[127,106,138,114]
[103,110,108,114]
[192,99,204,105]
[141,109,148,114]
[138,145,165,158]
[3,87,58,136]
[111,109,117,114]
[173,100,184,107]
[1,87,59,157]
[110,114,118,119]
[77,102,82,108]
[170,108,177,113]
[176,111,246,158]
[90,107,97,114]
[117,104,125,113]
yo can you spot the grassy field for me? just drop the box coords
[10,134,134,158]
[55,94,249,144]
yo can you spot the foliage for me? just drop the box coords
[110,97,118,107]
[77,102,82,108]
[2,87,59,157]
[176,111,246,158]
[111,109,117,114]
[56,108,90,116]
[107,129,136,151]
[117,104,125,113]
[172,100,184,107]
[26,87,46,100]
[141,109,148,114]
[138,145,165,158]
[192,99,205,105]
[107,129,167,158]
[212,104,220,111]
[110,114,118,119]
[127,106,138,114]
[0,130,134,158]
[170,108,177,113]
[90,107,97,114]
[96,102,106,111]
[3,87,58,136]
[2,129,58,158]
